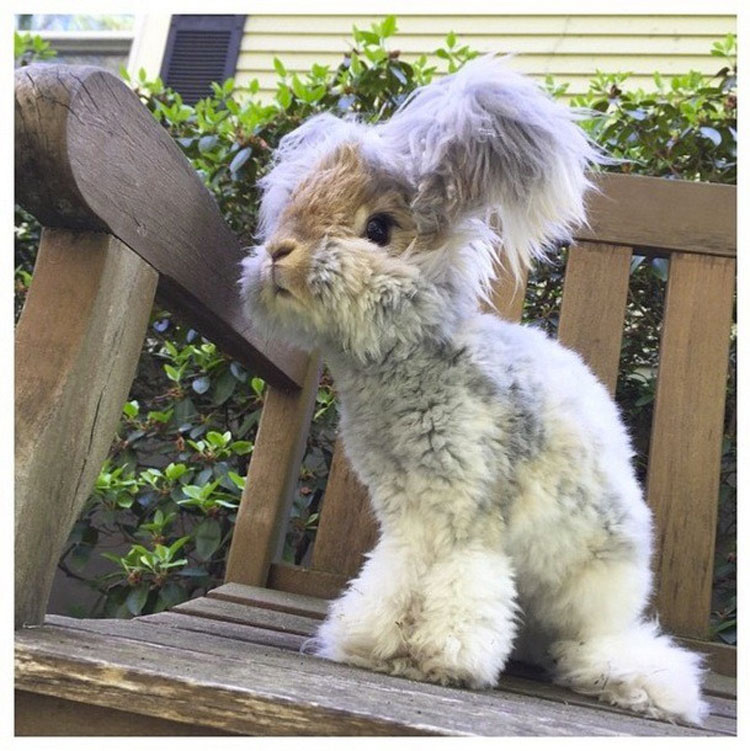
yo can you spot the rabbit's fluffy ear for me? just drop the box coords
[376,56,600,277]
[257,113,365,241]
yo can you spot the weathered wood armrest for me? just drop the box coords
[14,64,308,628]
[15,63,305,388]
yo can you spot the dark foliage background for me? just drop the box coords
[14,23,736,642]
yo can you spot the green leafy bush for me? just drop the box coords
[14,22,735,638]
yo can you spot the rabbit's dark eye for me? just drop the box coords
[365,214,393,246]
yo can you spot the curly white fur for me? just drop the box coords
[240,57,708,726]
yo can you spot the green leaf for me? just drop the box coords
[446,31,456,49]
[276,83,292,109]
[227,471,246,490]
[212,368,237,406]
[358,29,380,46]
[126,584,150,616]
[381,15,397,37]
[165,463,187,482]
[699,126,722,146]
[291,74,307,100]
[192,375,211,394]
[173,397,197,425]
[194,518,222,559]
[273,57,287,77]
[230,440,253,456]
[164,364,182,382]
[229,147,252,174]
[122,400,139,418]
[206,430,231,447]
[198,134,219,153]
[250,377,265,398]
[155,581,188,611]
[167,536,191,560]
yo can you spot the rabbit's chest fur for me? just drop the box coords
[327,314,651,577]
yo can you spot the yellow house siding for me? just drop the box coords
[235,14,736,99]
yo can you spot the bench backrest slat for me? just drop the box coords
[647,251,735,638]
[558,242,632,395]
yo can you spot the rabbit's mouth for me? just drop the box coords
[270,266,291,297]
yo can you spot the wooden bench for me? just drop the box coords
[15,64,736,736]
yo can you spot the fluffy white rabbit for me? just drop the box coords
[240,56,707,724]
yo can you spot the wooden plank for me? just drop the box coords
[140,616,735,729]
[579,174,735,258]
[208,582,329,619]
[678,638,737,679]
[483,264,528,321]
[44,614,735,729]
[172,596,321,636]
[15,63,305,388]
[310,441,379,578]
[137,611,308,652]
[268,562,349,600]
[16,623,718,736]
[15,691,236,736]
[702,672,736,700]
[557,242,632,395]
[225,355,321,586]
[646,252,735,639]
[14,230,157,628]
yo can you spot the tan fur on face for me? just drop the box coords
[270,143,417,257]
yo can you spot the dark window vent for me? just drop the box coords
[160,15,245,105]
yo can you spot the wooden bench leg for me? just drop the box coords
[225,354,321,587]
[15,229,157,628]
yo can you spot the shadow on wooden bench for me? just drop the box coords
[14,64,736,736]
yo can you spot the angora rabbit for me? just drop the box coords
[240,57,706,724]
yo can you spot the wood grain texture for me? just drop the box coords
[225,355,321,586]
[268,562,349,600]
[678,639,736,679]
[311,440,379,578]
[46,613,734,732]
[44,607,736,723]
[15,691,236,736]
[580,174,735,257]
[557,242,632,395]
[16,621,722,736]
[138,611,309,651]
[15,231,157,627]
[483,264,528,321]
[14,63,305,389]
[646,252,735,638]
[209,582,329,619]
[172,596,321,636]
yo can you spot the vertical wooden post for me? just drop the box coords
[646,252,735,638]
[225,354,321,586]
[15,230,157,627]
[558,242,632,395]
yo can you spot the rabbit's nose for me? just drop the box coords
[269,241,296,262]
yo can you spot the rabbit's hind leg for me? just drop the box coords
[541,557,708,725]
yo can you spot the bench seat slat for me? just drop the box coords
[18,618,729,736]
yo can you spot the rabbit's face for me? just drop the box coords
[261,143,418,303]
[241,142,448,361]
